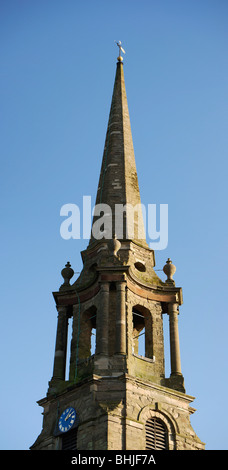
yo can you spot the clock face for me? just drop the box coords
[58,407,76,433]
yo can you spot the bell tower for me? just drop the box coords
[31,50,205,451]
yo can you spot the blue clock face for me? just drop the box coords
[58,407,76,433]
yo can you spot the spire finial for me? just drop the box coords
[115,40,125,62]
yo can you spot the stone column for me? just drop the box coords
[96,282,109,355]
[52,306,68,380]
[115,282,126,354]
[168,303,182,376]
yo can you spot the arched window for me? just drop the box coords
[145,417,168,450]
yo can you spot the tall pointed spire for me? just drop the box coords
[32,46,205,453]
[90,55,147,247]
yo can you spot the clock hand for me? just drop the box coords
[64,410,70,421]
[65,410,74,421]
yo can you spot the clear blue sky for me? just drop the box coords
[1,0,228,450]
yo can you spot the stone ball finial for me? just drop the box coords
[163,258,176,285]
[61,261,74,287]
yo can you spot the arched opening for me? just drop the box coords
[91,327,96,356]
[80,306,97,358]
[132,305,153,359]
[132,307,145,356]
[62,428,78,450]
[145,417,168,450]
[65,315,73,380]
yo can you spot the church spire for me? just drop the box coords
[31,46,205,452]
[90,48,147,247]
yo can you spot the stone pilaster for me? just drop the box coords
[96,282,109,355]
[115,281,126,354]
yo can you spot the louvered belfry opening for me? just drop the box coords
[145,418,168,450]
[61,428,77,450]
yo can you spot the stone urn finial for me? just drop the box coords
[60,261,74,288]
[108,234,121,258]
[163,258,176,285]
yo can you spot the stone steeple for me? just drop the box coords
[31,50,205,451]
[90,57,147,247]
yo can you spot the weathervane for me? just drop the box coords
[115,40,126,62]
